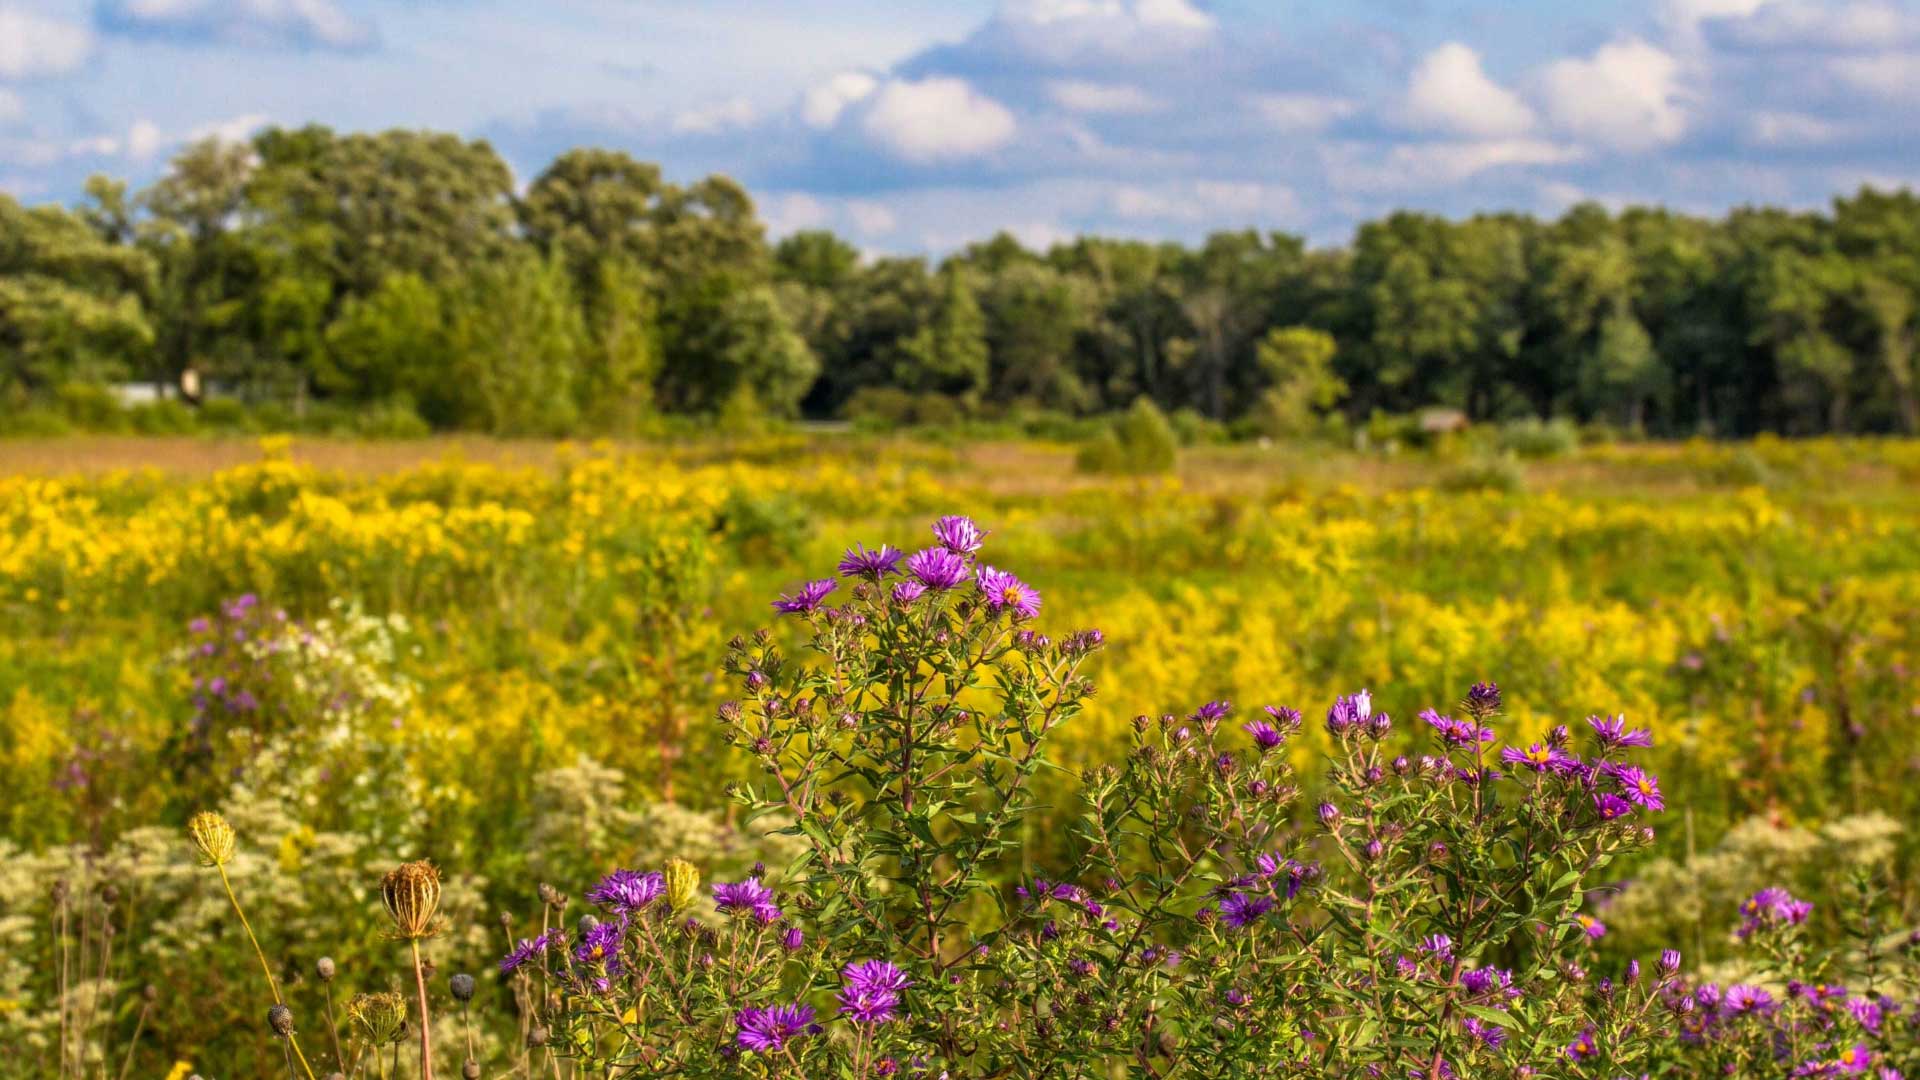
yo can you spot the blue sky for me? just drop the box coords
[3,0,1917,250]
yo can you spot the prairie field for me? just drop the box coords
[3,433,1919,1075]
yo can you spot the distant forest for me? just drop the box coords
[3,125,1917,437]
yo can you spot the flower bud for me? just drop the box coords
[664,858,700,914]
[1659,949,1682,975]
[463,1060,481,1080]
[449,973,475,1003]
[1317,802,1341,827]
[268,1004,294,1037]
[1366,713,1392,739]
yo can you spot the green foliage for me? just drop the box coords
[1496,417,1581,459]
[1440,453,1528,493]
[1077,396,1178,474]
[1252,325,1346,438]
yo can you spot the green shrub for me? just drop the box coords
[1497,417,1580,459]
[1439,453,1527,493]
[1076,397,1178,475]
[351,400,433,439]
[1168,407,1227,446]
[127,399,199,434]
[54,382,130,430]
[196,398,255,433]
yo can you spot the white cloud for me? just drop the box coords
[1748,110,1847,145]
[862,77,1017,162]
[98,0,375,50]
[1002,0,1212,29]
[672,97,755,135]
[1047,80,1161,114]
[1248,92,1357,134]
[68,134,123,158]
[1110,179,1300,223]
[763,192,829,236]
[187,112,270,144]
[0,7,93,78]
[801,71,879,129]
[1009,220,1075,250]
[1404,43,1535,139]
[846,200,898,236]
[1540,39,1688,151]
[1328,138,1584,192]
[1707,1,1920,50]
[1832,51,1920,100]
[126,119,166,160]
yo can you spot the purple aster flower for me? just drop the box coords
[1218,891,1274,929]
[1191,700,1232,723]
[1588,713,1653,749]
[1847,996,1884,1034]
[1565,1027,1597,1061]
[735,1004,815,1053]
[931,515,986,555]
[1462,1017,1507,1049]
[1461,967,1515,999]
[713,878,777,918]
[1593,793,1634,820]
[574,920,623,965]
[890,580,926,604]
[1422,709,1494,748]
[974,565,1042,619]
[772,578,837,615]
[1576,914,1607,941]
[1325,690,1371,736]
[1738,888,1814,938]
[1465,681,1501,716]
[1659,948,1682,975]
[1608,764,1666,811]
[500,932,552,974]
[781,927,806,951]
[1420,934,1454,962]
[1500,743,1572,773]
[838,985,900,1025]
[842,960,912,994]
[1724,984,1775,1014]
[587,869,664,914]
[1242,720,1284,752]
[838,543,903,579]
[904,547,970,590]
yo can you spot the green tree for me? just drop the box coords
[442,250,585,434]
[0,195,155,392]
[896,264,988,400]
[1252,326,1346,438]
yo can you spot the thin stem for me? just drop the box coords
[409,939,435,1080]
[325,983,345,1071]
[216,864,282,1004]
[115,1001,149,1080]
[290,1034,320,1080]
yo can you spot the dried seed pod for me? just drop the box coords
[462,1060,481,1080]
[316,956,336,982]
[187,812,236,868]
[381,860,442,940]
[268,1004,295,1037]
[449,973,475,1003]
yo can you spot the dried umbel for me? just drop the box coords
[186,810,236,867]
[346,991,407,1046]
[663,857,700,914]
[382,860,443,940]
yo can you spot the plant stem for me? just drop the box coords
[115,1001,149,1080]
[409,939,435,1080]
[216,864,282,1004]
[325,983,345,1070]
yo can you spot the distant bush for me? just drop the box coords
[54,382,130,431]
[1497,417,1580,459]
[1168,406,1228,446]
[1076,397,1177,474]
[1440,453,1527,494]
[1699,448,1773,488]
[197,398,255,433]
[127,399,199,434]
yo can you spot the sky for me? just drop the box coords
[2,0,1918,251]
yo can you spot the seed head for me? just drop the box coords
[449,973,475,1003]
[187,811,237,868]
[268,1004,295,1037]
[346,992,407,1045]
[664,858,700,914]
[528,1026,550,1048]
[462,1060,481,1080]
[316,956,336,982]
[381,860,443,940]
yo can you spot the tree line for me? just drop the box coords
[3,124,1917,437]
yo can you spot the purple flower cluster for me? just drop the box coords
[735,1003,816,1053]
[1737,886,1814,939]
[586,868,664,914]
[837,960,910,1025]
[714,877,783,923]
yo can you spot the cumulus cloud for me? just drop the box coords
[1403,43,1535,139]
[1247,93,1357,134]
[126,119,166,160]
[1047,80,1161,114]
[1701,0,1920,51]
[763,192,830,236]
[186,112,270,144]
[672,98,756,135]
[801,72,879,129]
[861,77,1017,162]
[97,0,376,52]
[986,0,1216,63]
[1540,39,1688,151]
[846,200,898,236]
[0,7,93,78]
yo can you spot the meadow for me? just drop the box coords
[3,433,1919,1076]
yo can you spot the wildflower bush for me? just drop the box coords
[3,436,1920,1074]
